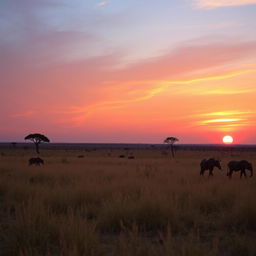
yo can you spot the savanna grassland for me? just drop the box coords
[0,147,256,256]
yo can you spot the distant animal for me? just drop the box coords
[227,160,253,178]
[128,156,135,159]
[77,155,84,158]
[200,158,222,176]
[28,157,44,166]
[119,155,125,158]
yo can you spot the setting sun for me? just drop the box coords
[222,135,234,144]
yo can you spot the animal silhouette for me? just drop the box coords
[227,160,253,178]
[29,157,44,166]
[200,158,221,176]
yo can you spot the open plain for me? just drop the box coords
[0,145,255,256]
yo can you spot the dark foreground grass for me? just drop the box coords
[0,149,256,255]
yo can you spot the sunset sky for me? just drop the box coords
[1,0,256,144]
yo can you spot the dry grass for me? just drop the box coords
[0,148,256,255]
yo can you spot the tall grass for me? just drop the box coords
[0,149,255,255]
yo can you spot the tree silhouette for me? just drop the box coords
[164,137,179,158]
[24,133,50,154]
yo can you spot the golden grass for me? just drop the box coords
[0,148,256,255]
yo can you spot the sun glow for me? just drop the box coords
[222,135,234,144]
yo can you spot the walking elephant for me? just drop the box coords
[29,157,44,166]
[200,158,222,176]
[227,160,253,178]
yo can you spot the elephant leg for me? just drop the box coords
[209,168,213,176]
[240,170,246,178]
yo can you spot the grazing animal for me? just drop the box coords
[119,155,125,158]
[128,156,135,159]
[200,158,222,176]
[227,160,253,178]
[29,157,44,166]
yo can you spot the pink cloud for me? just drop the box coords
[7,40,256,117]
[112,40,256,82]
[11,111,36,118]
[50,40,256,125]
[195,0,256,8]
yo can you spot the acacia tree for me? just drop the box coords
[164,137,179,158]
[24,133,50,154]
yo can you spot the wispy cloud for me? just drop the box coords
[195,89,254,95]
[59,67,256,126]
[11,111,36,118]
[193,110,256,131]
[198,111,254,117]
[49,38,256,126]
[200,118,245,124]
[195,0,256,8]
[96,0,110,7]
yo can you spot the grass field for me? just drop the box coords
[0,148,255,255]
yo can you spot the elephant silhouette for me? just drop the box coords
[28,157,44,166]
[227,160,253,178]
[200,158,222,176]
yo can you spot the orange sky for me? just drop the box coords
[1,0,256,144]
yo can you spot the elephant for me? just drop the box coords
[200,158,222,176]
[227,160,253,178]
[29,157,44,166]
